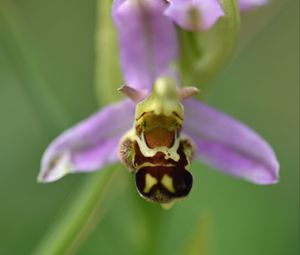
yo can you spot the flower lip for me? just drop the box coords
[144,127,175,148]
[135,165,193,204]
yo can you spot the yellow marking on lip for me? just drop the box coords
[143,173,158,193]
[161,174,175,193]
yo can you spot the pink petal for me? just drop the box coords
[38,99,135,183]
[183,99,279,184]
[165,0,224,31]
[112,0,178,90]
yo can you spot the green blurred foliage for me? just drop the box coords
[0,0,298,255]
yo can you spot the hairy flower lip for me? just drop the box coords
[144,127,175,148]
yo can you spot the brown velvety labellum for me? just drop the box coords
[144,127,175,148]
[135,166,193,203]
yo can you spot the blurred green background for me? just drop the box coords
[0,0,298,254]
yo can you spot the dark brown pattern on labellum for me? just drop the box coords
[119,131,195,204]
[119,108,195,204]
[134,140,193,203]
[136,165,193,204]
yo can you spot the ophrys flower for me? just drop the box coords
[38,74,279,204]
[38,0,278,205]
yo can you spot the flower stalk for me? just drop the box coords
[33,0,128,253]
[32,167,119,255]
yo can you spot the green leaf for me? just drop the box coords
[178,0,240,89]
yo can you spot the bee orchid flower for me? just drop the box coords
[38,0,278,205]
[38,74,278,201]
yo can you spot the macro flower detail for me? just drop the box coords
[118,78,197,203]
[38,0,278,205]
[38,75,279,199]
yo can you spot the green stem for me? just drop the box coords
[1,4,115,253]
[178,213,213,255]
[31,167,119,255]
[30,0,127,253]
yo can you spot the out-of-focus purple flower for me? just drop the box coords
[112,0,269,94]
[112,0,178,90]
[38,0,278,191]
[165,0,224,31]
[113,0,269,35]
[239,0,269,12]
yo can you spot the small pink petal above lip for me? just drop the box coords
[183,99,279,184]
[118,85,148,102]
[112,0,178,91]
[165,0,224,31]
[38,99,135,183]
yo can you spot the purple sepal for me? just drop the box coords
[38,99,135,183]
[184,99,279,184]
